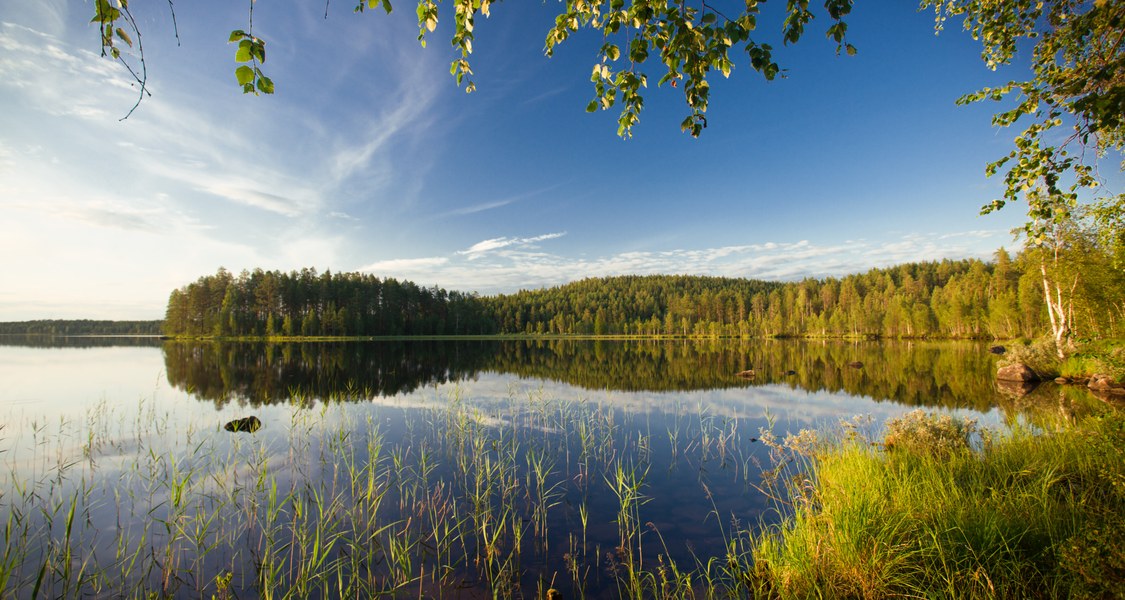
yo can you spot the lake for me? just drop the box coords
[0,337,1076,598]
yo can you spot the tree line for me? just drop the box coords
[0,320,163,336]
[162,268,497,337]
[484,249,1121,340]
[163,245,1123,341]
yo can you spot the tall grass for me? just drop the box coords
[750,407,1125,599]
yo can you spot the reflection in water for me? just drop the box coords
[163,339,1005,411]
[0,334,163,348]
[2,338,1116,598]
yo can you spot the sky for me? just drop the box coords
[1,0,1116,320]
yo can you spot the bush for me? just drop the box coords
[1000,337,1062,378]
[882,409,977,457]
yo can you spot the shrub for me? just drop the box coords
[1000,337,1062,378]
[882,409,977,457]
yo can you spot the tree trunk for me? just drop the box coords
[1040,261,1077,359]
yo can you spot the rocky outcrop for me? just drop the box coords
[997,363,1038,382]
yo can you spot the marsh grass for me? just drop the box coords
[0,386,770,599]
[750,408,1125,599]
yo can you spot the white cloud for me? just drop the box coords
[457,232,567,259]
[358,230,1011,294]
[357,257,450,273]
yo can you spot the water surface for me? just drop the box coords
[1,338,1072,598]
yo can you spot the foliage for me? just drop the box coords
[484,255,1059,339]
[0,319,162,336]
[921,0,1124,244]
[92,0,858,138]
[162,267,496,337]
[752,409,1125,599]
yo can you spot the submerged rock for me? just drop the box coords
[997,363,1038,382]
[224,416,262,433]
[989,345,1006,355]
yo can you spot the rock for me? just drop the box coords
[1088,374,1125,394]
[847,361,863,369]
[786,369,797,376]
[736,369,755,378]
[1054,377,1071,384]
[224,416,262,433]
[989,345,1006,355]
[997,363,1038,382]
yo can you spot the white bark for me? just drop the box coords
[1040,261,1077,359]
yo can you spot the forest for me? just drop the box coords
[0,319,163,336]
[162,268,497,337]
[161,243,1123,341]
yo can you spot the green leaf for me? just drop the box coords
[115,27,132,47]
[235,40,253,63]
[256,75,275,94]
[229,30,248,42]
[845,43,856,56]
[235,65,255,85]
[381,0,392,13]
[586,99,598,112]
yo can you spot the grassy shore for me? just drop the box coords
[750,403,1125,599]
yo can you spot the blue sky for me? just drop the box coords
[1,0,1112,320]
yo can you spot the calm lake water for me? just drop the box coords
[0,337,1073,598]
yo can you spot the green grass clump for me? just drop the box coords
[1059,340,1125,381]
[751,409,1125,599]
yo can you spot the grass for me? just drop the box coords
[1,383,1121,598]
[749,406,1125,599]
[1003,337,1125,383]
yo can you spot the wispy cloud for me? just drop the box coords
[457,232,567,259]
[436,185,562,219]
[358,257,450,272]
[440,198,518,217]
